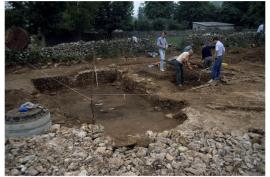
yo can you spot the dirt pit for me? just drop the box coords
[36,84,186,138]
[136,65,210,89]
[6,69,187,138]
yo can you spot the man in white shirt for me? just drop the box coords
[157,31,168,71]
[132,36,138,43]
[255,22,264,45]
[257,23,264,33]
[209,36,225,83]
[169,50,193,87]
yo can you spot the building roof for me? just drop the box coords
[193,22,234,27]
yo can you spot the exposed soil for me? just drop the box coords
[5,75,186,138]
[38,85,185,137]
[5,47,265,137]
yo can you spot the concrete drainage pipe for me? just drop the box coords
[5,107,51,138]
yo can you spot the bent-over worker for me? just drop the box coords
[169,50,193,87]
[201,43,215,69]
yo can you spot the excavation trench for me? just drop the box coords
[30,68,189,139]
[136,65,210,87]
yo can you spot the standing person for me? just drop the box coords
[157,31,168,71]
[201,43,215,69]
[255,22,264,45]
[169,50,193,87]
[209,36,225,83]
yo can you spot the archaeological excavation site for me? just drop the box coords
[4,1,266,176]
[5,44,265,175]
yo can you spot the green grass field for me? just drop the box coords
[150,35,186,50]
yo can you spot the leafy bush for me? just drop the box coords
[178,21,189,30]
[5,49,44,65]
[152,18,166,30]
[177,40,187,51]
[167,20,182,30]
[136,19,152,31]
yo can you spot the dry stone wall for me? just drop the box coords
[186,31,264,49]
[6,31,263,65]
[6,38,155,65]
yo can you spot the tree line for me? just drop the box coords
[5,1,133,38]
[5,1,265,38]
[136,1,265,31]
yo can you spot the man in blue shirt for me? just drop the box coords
[201,43,215,68]
[157,31,168,72]
[209,36,225,83]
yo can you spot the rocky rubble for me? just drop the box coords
[5,124,265,175]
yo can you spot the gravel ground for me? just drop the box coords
[5,123,265,176]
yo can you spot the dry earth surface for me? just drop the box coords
[5,47,265,175]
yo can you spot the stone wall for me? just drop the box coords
[113,30,191,38]
[186,31,264,49]
[46,31,187,46]
[6,30,264,65]
[6,38,156,65]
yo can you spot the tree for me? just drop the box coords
[94,1,133,37]
[174,1,218,27]
[137,4,145,20]
[58,1,100,34]
[144,1,175,19]
[219,1,265,28]
[6,1,264,37]
[135,18,152,31]
[152,18,166,30]
[23,2,64,35]
[219,2,250,26]
[5,2,27,29]
[244,1,265,27]
[6,1,65,36]
[135,3,152,31]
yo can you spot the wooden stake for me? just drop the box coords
[90,49,96,124]
[90,96,95,124]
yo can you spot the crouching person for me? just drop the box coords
[201,43,215,69]
[169,50,193,87]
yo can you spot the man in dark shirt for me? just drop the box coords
[201,43,215,68]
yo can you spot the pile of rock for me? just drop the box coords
[6,38,155,65]
[5,123,265,175]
